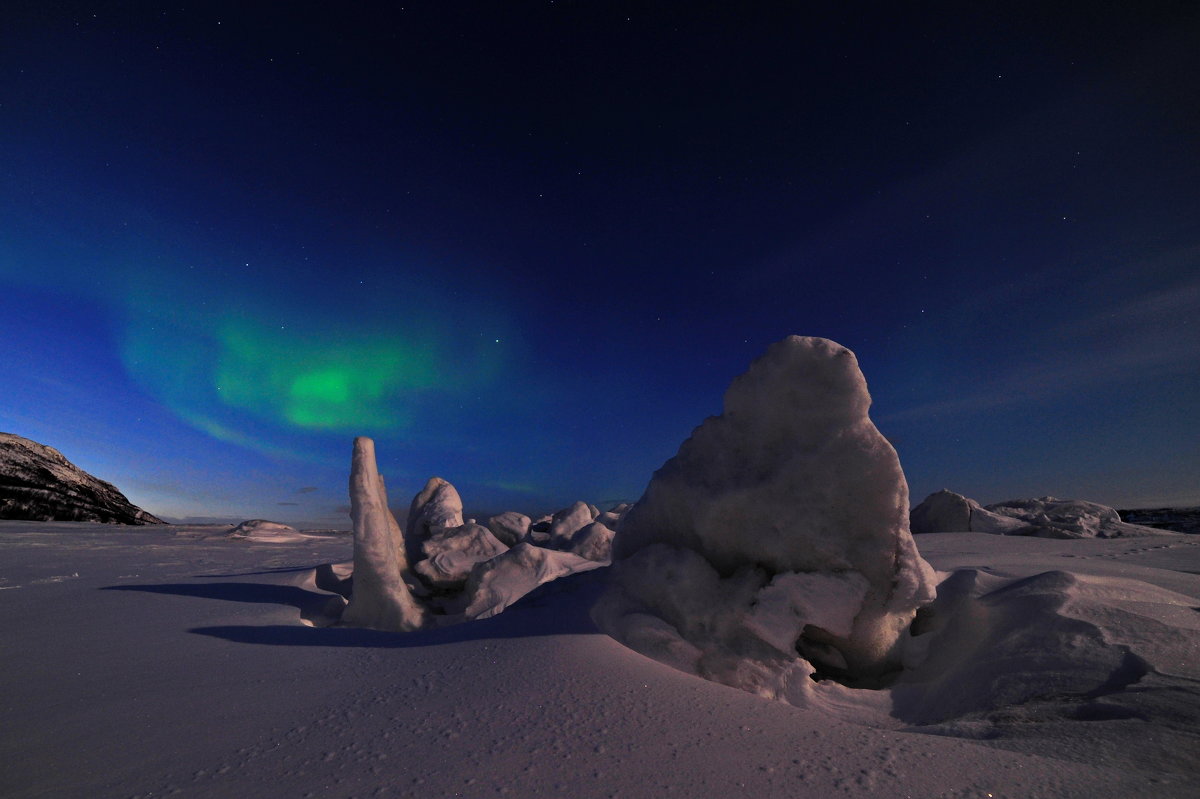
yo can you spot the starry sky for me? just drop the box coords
[2,2,1198,526]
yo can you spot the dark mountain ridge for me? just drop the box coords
[0,432,163,525]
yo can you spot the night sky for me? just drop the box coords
[2,2,1197,526]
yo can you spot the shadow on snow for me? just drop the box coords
[100,569,605,647]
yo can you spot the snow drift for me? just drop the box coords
[597,336,938,696]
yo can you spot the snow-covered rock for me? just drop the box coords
[485,511,530,548]
[568,520,614,562]
[600,336,937,687]
[342,437,427,632]
[414,522,508,590]
[456,542,604,620]
[911,490,1167,538]
[0,432,164,525]
[404,477,464,565]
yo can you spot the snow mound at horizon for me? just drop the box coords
[912,489,1170,538]
[225,519,307,542]
[597,336,938,694]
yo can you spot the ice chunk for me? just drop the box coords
[342,437,427,632]
[485,511,530,548]
[568,520,614,562]
[547,501,596,549]
[415,522,508,590]
[909,489,975,534]
[602,336,936,683]
[456,542,604,620]
[404,477,464,565]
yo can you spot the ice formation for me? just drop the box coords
[226,519,306,542]
[404,477,464,565]
[414,522,508,590]
[568,520,615,562]
[911,489,1168,538]
[546,500,596,549]
[323,438,611,631]
[341,437,427,632]
[485,511,531,548]
[456,542,604,620]
[598,336,937,694]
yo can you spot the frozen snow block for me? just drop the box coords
[610,336,936,677]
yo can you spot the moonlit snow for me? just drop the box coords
[2,336,1199,798]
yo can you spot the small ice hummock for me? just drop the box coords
[595,336,937,700]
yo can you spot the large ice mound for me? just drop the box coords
[597,336,937,696]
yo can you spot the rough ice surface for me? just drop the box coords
[547,500,596,549]
[404,477,464,565]
[568,520,614,562]
[485,511,530,548]
[600,336,937,689]
[455,542,604,620]
[911,489,1169,538]
[596,503,630,531]
[414,522,508,590]
[341,437,427,632]
[327,439,607,630]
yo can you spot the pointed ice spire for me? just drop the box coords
[342,437,427,632]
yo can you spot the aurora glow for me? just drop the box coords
[0,3,1197,524]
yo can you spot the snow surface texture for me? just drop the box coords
[912,489,1170,538]
[0,431,163,524]
[327,437,612,631]
[3,522,1198,798]
[599,336,938,691]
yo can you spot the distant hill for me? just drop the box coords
[0,432,164,525]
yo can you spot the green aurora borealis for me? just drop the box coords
[2,3,1198,524]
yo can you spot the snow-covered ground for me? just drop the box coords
[2,520,1197,798]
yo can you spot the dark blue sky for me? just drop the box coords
[2,2,1197,525]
